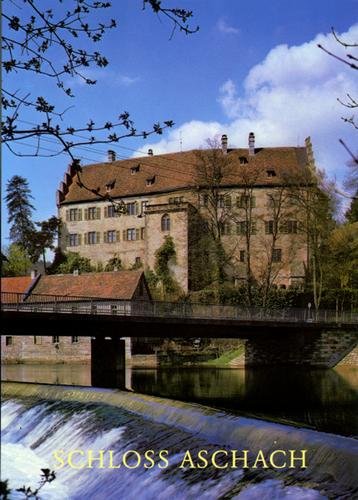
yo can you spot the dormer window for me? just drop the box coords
[105,179,116,192]
[131,165,140,174]
[146,176,156,186]
[239,156,248,165]
[266,169,276,177]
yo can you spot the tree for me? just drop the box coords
[5,175,36,250]
[52,251,94,274]
[1,244,32,277]
[193,139,235,290]
[2,1,198,208]
[104,254,122,271]
[345,191,358,222]
[289,169,336,310]
[318,28,357,170]
[2,0,198,213]
[29,216,61,272]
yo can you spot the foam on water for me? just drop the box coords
[1,382,357,500]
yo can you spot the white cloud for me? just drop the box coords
[70,69,139,87]
[141,25,358,182]
[217,18,239,35]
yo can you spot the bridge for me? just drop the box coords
[1,292,357,387]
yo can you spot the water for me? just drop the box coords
[2,364,357,436]
[1,383,358,499]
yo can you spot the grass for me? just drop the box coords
[203,347,245,367]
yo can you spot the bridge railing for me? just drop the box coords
[1,292,357,324]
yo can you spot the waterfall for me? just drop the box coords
[1,382,357,500]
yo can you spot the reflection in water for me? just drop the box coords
[1,363,91,386]
[1,363,357,436]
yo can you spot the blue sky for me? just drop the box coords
[2,0,357,244]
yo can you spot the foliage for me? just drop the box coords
[29,216,61,269]
[345,191,358,222]
[2,1,198,212]
[148,236,181,299]
[1,244,32,277]
[0,469,56,499]
[318,28,357,167]
[52,251,94,274]
[104,254,122,271]
[5,175,36,251]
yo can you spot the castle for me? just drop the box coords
[57,134,315,292]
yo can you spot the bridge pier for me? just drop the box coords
[91,337,126,389]
[245,330,358,368]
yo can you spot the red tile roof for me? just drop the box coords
[1,276,34,302]
[31,271,144,300]
[60,147,311,204]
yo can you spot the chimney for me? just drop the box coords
[73,269,79,276]
[148,149,153,156]
[30,269,37,279]
[221,134,228,155]
[248,132,255,156]
[108,150,116,162]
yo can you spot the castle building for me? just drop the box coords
[57,134,316,292]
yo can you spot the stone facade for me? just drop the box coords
[1,335,91,364]
[57,136,316,292]
[245,330,358,368]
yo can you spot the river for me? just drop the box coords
[1,364,358,499]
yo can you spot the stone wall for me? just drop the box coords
[1,335,91,364]
[245,330,358,368]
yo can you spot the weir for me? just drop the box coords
[2,382,358,499]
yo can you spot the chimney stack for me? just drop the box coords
[30,269,37,279]
[148,149,153,156]
[73,269,79,276]
[221,134,228,155]
[108,150,116,162]
[248,132,255,156]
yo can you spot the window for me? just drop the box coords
[105,179,116,192]
[131,165,140,174]
[69,233,80,247]
[272,248,282,262]
[221,222,231,235]
[146,176,156,186]
[239,250,245,263]
[135,256,141,266]
[237,195,256,209]
[161,214,170,231]
[267,169,276,177]
[85,207,100,220]
[68,208,82,221]
[218,195,225,208]
[52,336,59,344]
[88,207,97,220]
[106,205,117,218]
[107,230,116,243]
[281,220,298,234]
[33,336,42,344]
[72,336,79,343]
[200,194,209,207]
[140,227,145,240]
[224,195,232,208]
[5,336,13,346]
[265,220,276,234]
[127,228,137,240]
[126,202,138,215]
[141,201,148,214]
[87,231,98,244]
[169,196,184,204]
[236,221,256,235]
[239,156,248,165]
